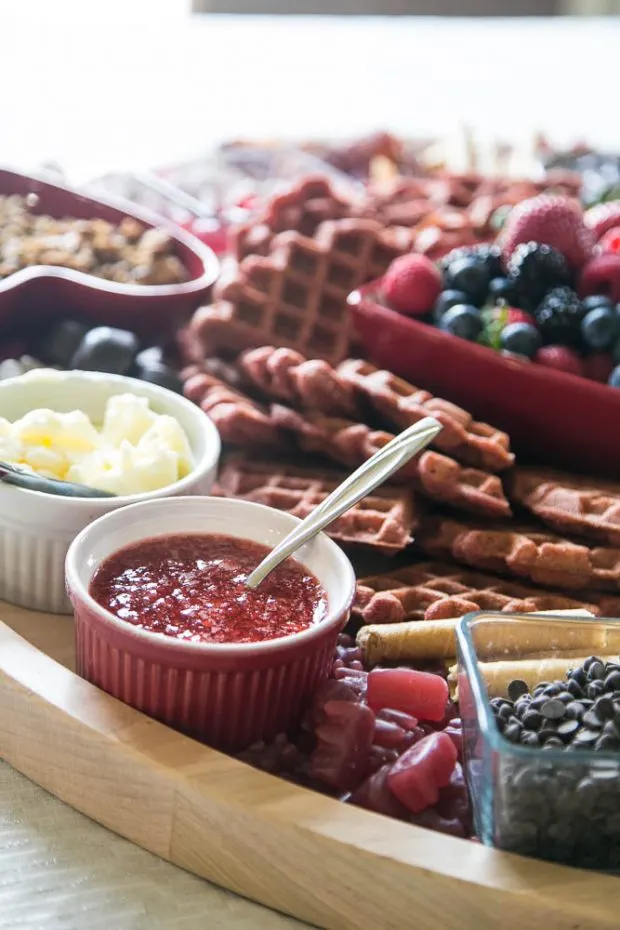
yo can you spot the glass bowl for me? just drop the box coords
[455,610,620,871]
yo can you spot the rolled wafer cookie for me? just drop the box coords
[357,609,608,665]
[448,654,620,699]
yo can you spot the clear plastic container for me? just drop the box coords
[455,611,620,871]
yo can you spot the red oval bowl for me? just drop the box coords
[349,280,620,479]
[65,496,356,752]
[0,168,219,341]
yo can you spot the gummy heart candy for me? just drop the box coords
[367,667,449,722]
[387,731,458,814]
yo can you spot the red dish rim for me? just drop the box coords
[0,166,220,298]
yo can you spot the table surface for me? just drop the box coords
[2,0,619,182]
[1,4,619,928]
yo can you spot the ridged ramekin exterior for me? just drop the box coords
[74,605,346,751]
[0,521,75,613]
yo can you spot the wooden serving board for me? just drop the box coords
[1,604,619,930]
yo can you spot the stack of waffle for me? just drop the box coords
[180,342,620,666]
[184,172,582,367]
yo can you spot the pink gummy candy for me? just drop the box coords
[387,731,458,814]
[309,700,375,792]
[367,667,449,722]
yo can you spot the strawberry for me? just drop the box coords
[584,200,620,242]
[498,195,594,269]
[599,226,620,255]
[534,345,584,378]
[578,253,620,303]
[505,308,536,326]
[382,253,443,316]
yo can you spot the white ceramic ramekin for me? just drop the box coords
[66,496,356,751]
[0,369,220,613]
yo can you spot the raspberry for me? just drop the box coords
[534,345,585,377]
[382,253,443,316]
[599,226,620,255]
[499,195,594,269]
[584,200,620,241]
[578,253,620,303]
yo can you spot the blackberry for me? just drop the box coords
[508,242,572,312]
[440,244,503,281]
[534,287,585,347]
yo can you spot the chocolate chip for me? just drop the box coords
[595,733,620,751]
[582,710,603,729]
[572,728,599,746]
[587,680,606,699]
[568,666,587,687]
[522,709,543,730]
[508,679,529,702]
[542,683,563,697]
[520,730,540,747]
[556,691,574,705]
[565,701,586,720]
[542,736,564,749]
[538,726,559,743]
[566,678,584,698]
[587,660,606,681]
[594,696,615,721]
[605,671,620,692]
[582,656,599,672]
[556,718,580,739]
[541,699,566,721]
[503,721,523,743]
[498,703,513,721]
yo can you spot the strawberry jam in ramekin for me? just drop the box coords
[89,533,327,645]
[66,497,355,751]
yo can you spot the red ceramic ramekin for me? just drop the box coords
[0,167,219,342]
[65,497,356,752]
[348,279,620,479]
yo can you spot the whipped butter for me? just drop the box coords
[0,392,193,495]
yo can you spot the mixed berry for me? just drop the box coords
[381,194,620,389]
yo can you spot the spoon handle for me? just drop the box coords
[244,416,442,589]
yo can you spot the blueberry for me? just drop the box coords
[582,294,614,314]
[439,304,482,341]
[134,346,166,369]
[609,365,620,388]
[612,336,620,366]
[433,289,469,323]
[444,258,490,307]
[488,277,515,304]
[581,308,620,351]
[71,326,140,375]
[135,361,182,394]
[39,319,90,367]
[500,322,542,358]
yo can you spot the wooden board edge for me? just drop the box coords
[0,619,618,930]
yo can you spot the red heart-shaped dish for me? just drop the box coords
[349,279,620,479]
[0,168,219,340]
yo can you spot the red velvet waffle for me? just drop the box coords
[233,175,356,260]
[353,561,620,626]
[216,454,415,555]
[416,515,620,593]
[510,467,620,547]
[270,405,511,519]
[188,219,411,365]
[338,358,513,472]
[183,371,285,449]
[238,345,359,418]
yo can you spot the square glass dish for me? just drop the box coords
[455,611,620,871]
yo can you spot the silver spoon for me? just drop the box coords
[0,461,117,498]
[244,415,442,589]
